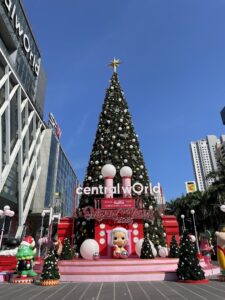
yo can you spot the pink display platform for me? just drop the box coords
[34,258,220,282]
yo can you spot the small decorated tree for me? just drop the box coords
[40,249,60,286]
[140,236,154,259]
[169,235,179,258]
[60,238,72,260]
[177,230,205,281]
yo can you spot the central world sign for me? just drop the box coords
[3,0,40,76]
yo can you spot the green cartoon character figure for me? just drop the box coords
[16,236,37,278]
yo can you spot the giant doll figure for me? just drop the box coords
[111,227,129,259]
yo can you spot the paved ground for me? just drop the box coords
[1,280,225,300]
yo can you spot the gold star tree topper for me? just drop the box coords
[109,58,121,73]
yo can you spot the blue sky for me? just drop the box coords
[23,0,225,201]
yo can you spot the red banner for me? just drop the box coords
[101,198,135,209]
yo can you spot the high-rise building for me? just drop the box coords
[0,0,47,238]
[190,135,225,191]
[31,128,79,219]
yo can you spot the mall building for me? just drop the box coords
[0,0,78,241]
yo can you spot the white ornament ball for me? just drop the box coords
[100,138,104,142]
[80,239,99,260]
[117,143,121,147]
[101,164,116,178]
[107,120,110,124]
[99,175,103,179]
[104,150,108,154]
[4,205,10,211]
[88,176,92,180]
[139,175,143,179]
[124,159,128,163]
[119,98,122,101]
[144,223,149,228]
[189,235,196,243]
[159,247,168,258]
[111,86,114,90]
[120,166,133,177]
[220,205,225,212]
[132,139,136,142]
[140,165,144,169]
[95,161,99,165]
[118,127,122,131]
[120,119,123,122]
[129,145,133,149]
[124,109,127,113]
[135,238,157,257]
[112,135,116,140]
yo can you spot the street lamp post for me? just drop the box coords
[0,206,15,249]
[181,214,185,232]
[190,209,200,255]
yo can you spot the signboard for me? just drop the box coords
[101,198,135,209]
[185,181,197,194]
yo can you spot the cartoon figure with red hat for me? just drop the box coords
[16,236,37,278]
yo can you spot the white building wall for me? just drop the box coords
[190,135,224,192]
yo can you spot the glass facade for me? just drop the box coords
[44,132,78,217]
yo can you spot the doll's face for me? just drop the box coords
[113,231,127,247]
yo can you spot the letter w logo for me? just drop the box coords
[15,15,23,36]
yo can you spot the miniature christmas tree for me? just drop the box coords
[169,235,179,258]
[40,249,60,281]
[177,230,205,281]
[140,236,154,259]
[75,60,161,249]
[60,238,72,260]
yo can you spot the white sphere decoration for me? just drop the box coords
[100,137,104,141]
[120,119,123,122]
[149,205,153,210]
[120,166,133,177]
[107,120,110,124]
[220,205,225,212]
[0,210,3,216]
[4,210,11,217]
[190,209,195,215]
[4,205,10,211]
[129,145,133,149]
[144,223,149,228]
[80,239,99,260]
[189,235,196,243]
[112,135,116,140]
[117,143,121,147]
[135,238,157,257]
[132,139,136,142]
[8,211,15,217]
[124,159,128,163]
[118,127,122,131]
[101,164,117,178]
[139,175,143,179]
[140,165,144,169]
[124,109,127,113]
[95,161,99,165]
[99,175,103,179]
[159,247,168,258]
[88,176,92,180]
[181,214,185,219]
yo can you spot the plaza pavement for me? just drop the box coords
[1,279,225,300]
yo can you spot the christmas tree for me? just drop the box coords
[60,238,72,260]
[144,212,167,249]
[40,249,60,281]
[140,236,154,259]
[76,59,161,249]
[169,235,179,258]
[177,230,205,281]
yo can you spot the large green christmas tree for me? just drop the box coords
[76,59,165,249]
[177,230,205,281]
